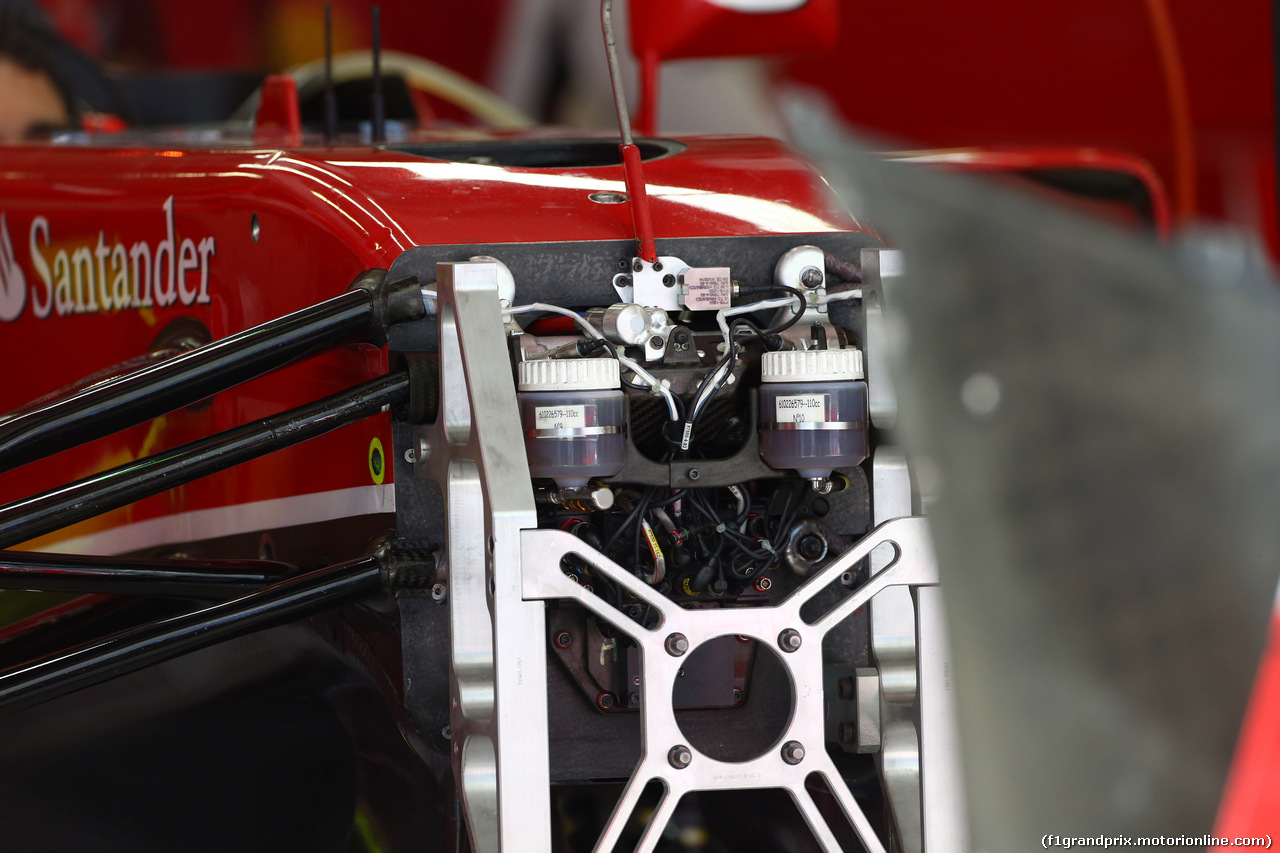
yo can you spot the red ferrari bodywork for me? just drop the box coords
[0,133,858,554]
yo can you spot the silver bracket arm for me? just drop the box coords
[415,261,551,853]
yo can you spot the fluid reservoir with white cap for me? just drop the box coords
[517,358,626,487]
[758,348,869,480]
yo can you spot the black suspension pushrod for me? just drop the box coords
[0,372,408,550]
[0,555,384,715]
[0,271,422,474]
[0,552,296,599]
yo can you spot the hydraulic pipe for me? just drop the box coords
[0,552,296,599]
[0,272,422,474]
[0,555,383,715]
[0,372,408,550]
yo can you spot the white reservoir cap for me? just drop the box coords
[761,348,864,382]
[518,357,621,391]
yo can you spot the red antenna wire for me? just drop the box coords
[601,0,658,263]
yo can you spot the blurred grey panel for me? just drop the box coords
[790,105,1280,851]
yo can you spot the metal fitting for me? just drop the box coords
[664,633,689,656]
[668,744,693,769]
[778,628,802,653]
[781,740,806,764]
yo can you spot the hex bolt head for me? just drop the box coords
[629,692,641,705]
[554,631,573,649]
[653,261,664,272]
[597,692,616,710]
[665,633,689,657]
[836,676,855,700]
[781,740,806,765]
[778,628,802,653]
[687,468,701,481]
[668,744,693,769]
[662,274,675,287]
[838,722,857,745]
[632,259,644,273]
[618,259,630,271]
[800,266,824,288]
[797,533,826,560]
[648,335,664,350]
[431,582,448,602]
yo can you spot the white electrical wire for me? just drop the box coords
[690,288,860,425]
[502,302,680,421]
[687,294,804,424]
[714,295,801,344]
[820,288,862,304]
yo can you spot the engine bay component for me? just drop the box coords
[518,357,626,487]
[758,347,869,481]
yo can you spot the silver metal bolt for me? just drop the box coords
[781,740,806,765]
[404,448,416,463]
[800,266,823,288]
[442,725,452,739]
[665,633,689,657]
[668,744,693,769]
[778,628,802,653]
[431,582,447,602]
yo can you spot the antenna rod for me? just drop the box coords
[601,0,657,263]
[370,5,386,143]
[323,3,337,142]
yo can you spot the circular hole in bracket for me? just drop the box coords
[671,634,793,763]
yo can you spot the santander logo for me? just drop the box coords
[0,196,216,323]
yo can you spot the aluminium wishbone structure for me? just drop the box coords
[521,516,939,853]
[421,259,952,853]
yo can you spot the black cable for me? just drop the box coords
[763,284,808,335]
[632,489,655,573]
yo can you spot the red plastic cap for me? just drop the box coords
[254,74,302,147]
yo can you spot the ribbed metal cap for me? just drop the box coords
[518,357,621,391]
[760,348,863,382]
